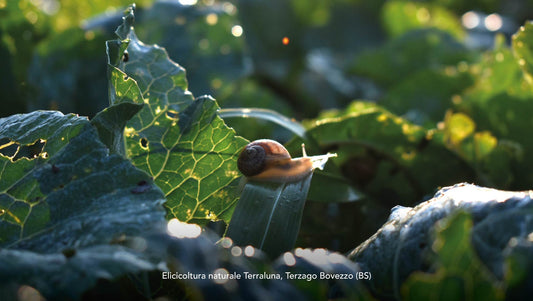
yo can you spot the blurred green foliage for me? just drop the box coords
[3,1,533,299]
[3,0,533,253]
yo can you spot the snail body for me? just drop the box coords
[237,139,313,183]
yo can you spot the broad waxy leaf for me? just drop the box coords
[226,176,313,259]
[0,111,86,243]
[402,212,504,301]
[305,101,474,204]
[0,245,159,300]
[0,110,167,299]
[0,111,165,250]
[349,183,531,300]
[454,30,532,189]
[108,7,248,224]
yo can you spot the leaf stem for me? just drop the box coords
[218,108,306,138]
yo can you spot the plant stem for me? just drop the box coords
[218,107,307,138]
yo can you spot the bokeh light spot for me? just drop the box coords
[231,25,243,37]
[485,13,502,31]
[462,11,479,29]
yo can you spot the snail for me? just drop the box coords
[237,139,336,183]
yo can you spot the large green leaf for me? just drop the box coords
[0,245,159,300]
[402,212,504,301]
[226,176,313,259]
[349,29,472,88]
[0,111,165,250]
[454,29,533,189]
[0,111,86,243]
[305,101,474,205]
[108,6,248,224]
[0,110,167,298]
[348,183,532,299]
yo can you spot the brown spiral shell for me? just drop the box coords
[237,139,291,177]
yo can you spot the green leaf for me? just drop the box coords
[91,66,145,155]
[504,238,533,299]
[307,171,362,203]
[382,1,465,39]
[91,102,143,155]
[128,96,247,224]
[402,212,504,301]
[0,111,166,249]
[27,27,110,117]
[306,101,474,204]
[226,176,313,259]
[0,111,85,243]
[444,112,476,146]
[350,29,472,87]
[513,21,533,82]
[454,40,532,188]
[113,6,194,112]
[349,183,532,299]
[108,6,248,224]
[0,111,167,299]
[381,68,473,123]
[0,245,159,300]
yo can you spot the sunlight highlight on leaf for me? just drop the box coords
[167,218,202,238]
[107,6,248,224]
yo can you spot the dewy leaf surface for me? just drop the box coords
[109,7,248,224]
[0,245,158,300]
[402,212,504,301]
[0,110,167,299]
[0,111,86,243]
[0,111,166,250]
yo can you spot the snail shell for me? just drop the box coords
[237,139,313,183]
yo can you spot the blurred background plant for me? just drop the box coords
[3,0,533,252]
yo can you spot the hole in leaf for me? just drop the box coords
[0,209,5,216]
[166,110,179,120]
[131,180,151,194]
[140,137,149,149]
[0,138,17,158]
[122,51,129,62]
[0,139,46,162]
[62,248,76,258]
